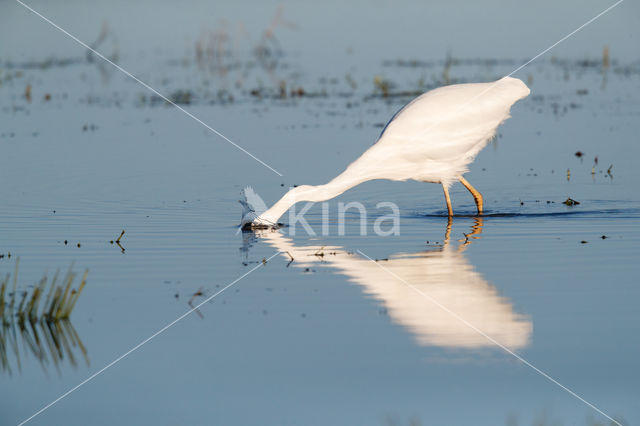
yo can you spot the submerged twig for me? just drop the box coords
[110,230,126,253]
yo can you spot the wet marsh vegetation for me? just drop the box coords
[0,260,89,375]
[1,260,88,322]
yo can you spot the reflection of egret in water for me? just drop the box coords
[248,219,531,350]
[0,317,88,375]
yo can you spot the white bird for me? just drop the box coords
[241,76,530,228]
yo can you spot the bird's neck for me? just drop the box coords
[257,174,362,225]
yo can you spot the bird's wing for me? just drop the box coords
[377,78,529,161]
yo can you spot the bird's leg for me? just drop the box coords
[459,176,483,215]
[442,184,453,217]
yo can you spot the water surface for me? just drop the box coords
[1,1,639,425]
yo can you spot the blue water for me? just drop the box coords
[1,1,639,425]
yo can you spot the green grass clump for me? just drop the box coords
[1,259,90,374]
[1,259,88,323]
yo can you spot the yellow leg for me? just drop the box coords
[442,184,453,217]
[459,176,483,215]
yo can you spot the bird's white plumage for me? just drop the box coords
[244,77,530,227]
[349,77,529,186]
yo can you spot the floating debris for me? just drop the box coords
[563,197,580,206]
[574,151,584,158]
[188,287,204,305]
[110,230,126,253]
[187,287,206,318]
[290,87,305,97]
[168,89,193,105]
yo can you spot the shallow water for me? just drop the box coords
[2,1,640,425]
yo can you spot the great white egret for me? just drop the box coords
[241,77,530,228]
